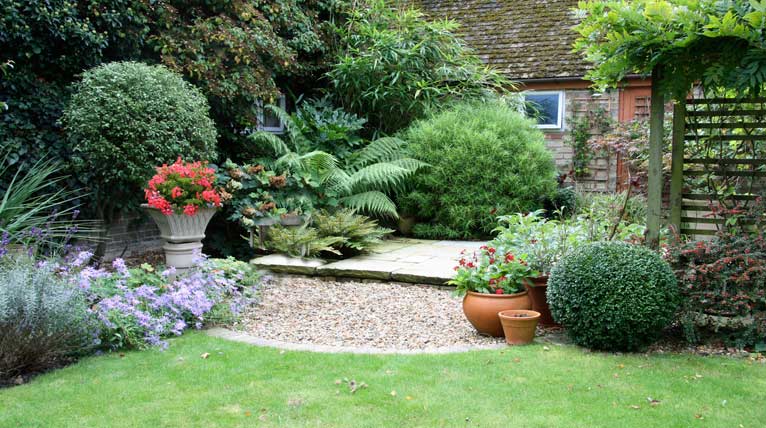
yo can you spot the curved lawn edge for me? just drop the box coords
[207,327,507,355]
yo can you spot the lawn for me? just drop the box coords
[1,332,764,428]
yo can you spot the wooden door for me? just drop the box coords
[616,86,652,191]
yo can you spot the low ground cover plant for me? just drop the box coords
[266,209,392,258]
[547,242,679,351]
[401,101,557,239]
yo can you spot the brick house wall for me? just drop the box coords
[541,88,620,193]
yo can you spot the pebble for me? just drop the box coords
[235,276,503,350]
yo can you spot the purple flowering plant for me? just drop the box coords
[60,253,260,350]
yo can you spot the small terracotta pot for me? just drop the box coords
[462,291,531,337]
[523,276,557,326]
[498,310,541,345]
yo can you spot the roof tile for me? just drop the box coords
[413,0,589,80]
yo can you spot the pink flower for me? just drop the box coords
[183,204,198,216]
[171,186,184,199]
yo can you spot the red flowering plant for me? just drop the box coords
[449,245,537,296]
[144,158,223,216]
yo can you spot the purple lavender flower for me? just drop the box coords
[112,258,130,277]
[0,231,10,258]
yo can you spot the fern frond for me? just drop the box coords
[387,157,429,173]
[264,104,308,148]
[251,131,290,156]
[348,137,408,171]
[339,191,399,218]
[345,162,416,194]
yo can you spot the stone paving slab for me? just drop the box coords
[250,238,483,284]
[250,254,326,275]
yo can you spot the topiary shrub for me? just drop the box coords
[0,258,98,383]
[400,102,557,238]
[63,61,218,221]
[547,242,679,351]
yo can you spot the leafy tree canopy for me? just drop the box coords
[574,0,766,99]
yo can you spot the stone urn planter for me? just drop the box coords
[462,291,531,337]
[498,310,541,345]
[523,276,557,326]
[142,204,217,270]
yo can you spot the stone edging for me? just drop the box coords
[206,328,506,355]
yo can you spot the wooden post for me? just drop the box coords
[646,67,665,249]
[669,102,686,235]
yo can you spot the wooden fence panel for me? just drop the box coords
[668,97,766,237]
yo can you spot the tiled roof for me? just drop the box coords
[413,0,589,80]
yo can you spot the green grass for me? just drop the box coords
[1,332,764,428]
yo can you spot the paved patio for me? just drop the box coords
[250,238,484,284]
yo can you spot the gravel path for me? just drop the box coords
[233,276,504,352]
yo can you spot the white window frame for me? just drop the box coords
[523,90,565,130]
[256,95,287,134]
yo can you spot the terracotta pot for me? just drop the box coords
[462,291,531,337]
[523,276,557,326]
[498,310,541,345]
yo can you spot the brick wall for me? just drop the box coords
[541,89,619,193]
[100,211,164,260]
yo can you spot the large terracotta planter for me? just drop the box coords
[498,310,541,345]
[462,291,531,337]
[142,204,216,269]
[523,276,557,326]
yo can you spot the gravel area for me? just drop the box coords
[234,276,504,351]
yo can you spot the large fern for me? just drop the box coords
[250,104,425,218]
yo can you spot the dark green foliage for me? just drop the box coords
[0,0,149,195]
[401,102,557,238]
[147,0,348,156]
[291,96,367,162]
[63,61,218,220]
[547,242,679,351]
[0,258,98,383]
[0,0,346,209]
[543,187,577,219]
[251,103,425,219]
[327,1,510,134]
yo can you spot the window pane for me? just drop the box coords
[525,93,560,126]
[262,108,282,129]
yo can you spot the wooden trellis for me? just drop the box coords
[668,97,766,236]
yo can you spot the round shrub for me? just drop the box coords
[547,242,679,351]
[400,102,557,238]
[63,61,218,217]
